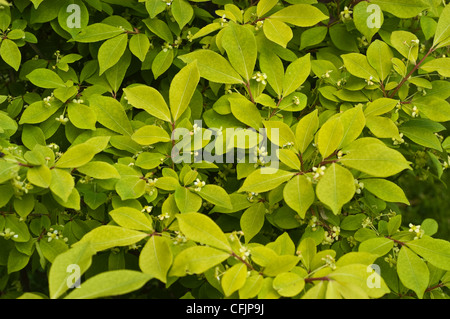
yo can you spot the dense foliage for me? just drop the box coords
[0,0,450,299]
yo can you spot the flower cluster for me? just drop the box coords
[322,226,340,245]
[46,228,68,243]
[409,223,425,240]
[312,166,326,180]
[43,93,54,107]
[321,254,337,270]
[252,71,267,85]
[55,114,69,125]
[193,178,206,192]
[0,228,18,240]
[12,175,33,196]
[340,6,352,21]
[392,133,405,146]
[172,231,187,245]
[145,178,158,196]
[246,191,259,203]
[354,179,365,194]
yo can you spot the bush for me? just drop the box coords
[0,0,449,300]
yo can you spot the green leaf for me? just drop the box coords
[146,0,167,19]
[171,0,193,29]
[49,242,96,299]
[5,215,30,243]
[77,161,120,179]
[27,69,66,89]
[176,212,231,252]
[341,53,380,83]
[259,50,284,98]
[152,48,173,79]
[174,186,202,213]
[338,105,366,149]
[397,246,429,299]
[155,176,180,191]
[340,141,410,178]
[257,0,278,17]
[316,163,355,215]
[400,125,443,151]
[8,248,30,274]
[152,48,174,79]
[73,23,124,43]
[387,214,402,236]
[67,102,97,130]
[420,219,438,237]
[50,169,74,202]
[295,109,319,154]
[273,272,305,297]
[263,255,300,277]
[433,4,450,48]
[129,34,150,62]
[270,4,328,27]
[123,85,171,122]
[263,120,296,149]
[367,40,393,82]
[358,237,394,257]
[282,54,311,97]
[169,61,200,121]
[196,185,232,210]
[277,149,301,170]
[317,117,344,159]
[143,18,173,43]
[191,23,222,40]
[0,39,21,71]
[27,165,52,188]
[179,50,243,84]
[364,98,399,117]
[131,125,171,145]
[135,152,165,170]
[239,273,263,299]
[390,31,419,65]
[407,238,450,271]
[297,237,316,271]
[365,116,400,139]
[240,202,266,243]
[222,22,257,82]
[109,207,153,231]
[328,264,390,298]
[300,26,328,50]
[263,19,293,48]
[98,34,128,75]
[58,0,89,37]
[222,263,248,297]
[420,58,450,78]
[55,144,98,168]
[229,96,262,129]
[139,235,172,283]
[115,176,146,200]
[283,175,315,218]
[74,225,148,252]
[353,2,384,43]
[65,270,152,299]
[89,94,133,136]
[362,179,409,205]
[169,246,229,277]
[340,214,366,231]
[370,0,429,19]
[239,168,294,194]
[413,96,450,122]
[19,101,61,125]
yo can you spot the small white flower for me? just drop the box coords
[252,72,267,85]
[312,166,326,179]
[142,206,153,213]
